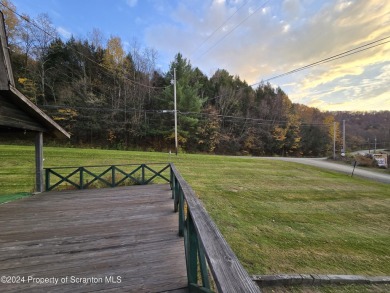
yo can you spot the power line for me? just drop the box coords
[40,104,140,113]
[190,0,250,58]
[41,104,333,127]
[0,1,169,90]
[259,36,390,84]
[194,0,269,60]
[0,1,49,36]
[17,55,165,110]
[205,35,390,100]
[46,59,165,104]
[177,111,332,126]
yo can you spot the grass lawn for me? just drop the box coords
[261,284,390,293]
[1,144,389,280]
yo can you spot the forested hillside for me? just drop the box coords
[2,1,389,156]
[333,111,390,151]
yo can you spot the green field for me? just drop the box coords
[1,144,389,281]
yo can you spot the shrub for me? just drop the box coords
[354,154,376,167]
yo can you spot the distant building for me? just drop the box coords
[372,154,388,168]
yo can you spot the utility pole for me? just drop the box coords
[342,119,346,156]
[374,136,377,154]
[333,122,336,160]
[173,68,178,155]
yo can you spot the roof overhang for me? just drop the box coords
[1,86,71,139]
[0,10,70,139]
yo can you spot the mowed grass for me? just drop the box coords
[261,284,390,293]
[1,144,389,278]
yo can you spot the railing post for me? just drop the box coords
[187,213,198,285]
[174,178,179,212]
[171,175,175,199]
[171,169,177,200]
[35,132,44,193]
[112,166,116,187]
[80,167,84,189]
[176,179,180,210]
[45,168,50,191]
[141,164,145,184]
[170,165,174,193]
[198,242,211,289]
[178,187,184,236]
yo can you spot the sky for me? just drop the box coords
[8,0,390,112]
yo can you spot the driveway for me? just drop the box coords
[263,157,390,184]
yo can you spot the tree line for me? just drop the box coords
[2,1,389,156]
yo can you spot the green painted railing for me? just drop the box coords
[45,163,170,191]
[170,163,261,293]
[45,162,260,291]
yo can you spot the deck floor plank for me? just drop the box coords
[0,184,188,292]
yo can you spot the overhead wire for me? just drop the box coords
[4,1,386,128]
[260,36,390,84]
[0,1,170,90]
[6,1,386,93]
[0,1,346,137]
[203,35,390,103]
[189,0,250,58]
[41,104,333,128]
[188,1,389,98]
[194,0,270,60]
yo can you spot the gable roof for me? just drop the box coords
[0,11,70,139]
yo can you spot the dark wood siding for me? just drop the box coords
[0,95,47,132]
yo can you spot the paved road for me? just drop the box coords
[263,157,390,184]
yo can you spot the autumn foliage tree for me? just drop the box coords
[3,0,388,155]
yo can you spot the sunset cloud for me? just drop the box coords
[145,0,390,111]
[19,0,388,111]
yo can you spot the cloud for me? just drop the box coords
[144,0,390,111]
[282,0,302,20]
[126,0,138,8]
[313,90,390,112]
[291,61,390,111]
[57,26,72,39]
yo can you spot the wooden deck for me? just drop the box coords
[0,184,188,293]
